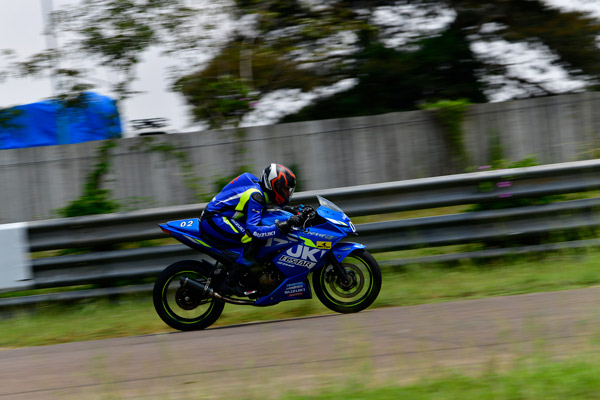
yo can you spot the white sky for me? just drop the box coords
[1,0,600,137]
[0,0,202,136]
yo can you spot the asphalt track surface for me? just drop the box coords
[1,286,600,399]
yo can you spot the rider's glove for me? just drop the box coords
[283,205,302,214]
[276,214,303,234]
[300,205,314,214]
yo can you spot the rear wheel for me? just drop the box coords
[313,249,381,314]
[153,260,224,331]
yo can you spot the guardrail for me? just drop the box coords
[2,159,600,307]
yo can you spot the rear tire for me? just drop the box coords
[313,249,381,314]
[153,260,224,331]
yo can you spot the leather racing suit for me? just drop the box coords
[200,172,279,266]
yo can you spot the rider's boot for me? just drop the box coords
[219,241,261,297]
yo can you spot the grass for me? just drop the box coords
[278,353,600,400]
[2,246,600,349]
[375,248,600,306]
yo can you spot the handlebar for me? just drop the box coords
[297,206,316,228]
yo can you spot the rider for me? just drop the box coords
[200,163,302,296]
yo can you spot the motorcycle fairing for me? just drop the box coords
[159,199,365,307]
[161,219,219,250]
[160,219,242,266]
[330,241,366,262]
[267,226,342,276]
[254,241,365,306]
[254,274,313,306]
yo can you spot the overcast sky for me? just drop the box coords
[1,0,600,137]
[0,0,200,137]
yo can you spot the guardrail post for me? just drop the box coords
[0,223,33,291]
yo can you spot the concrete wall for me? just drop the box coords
[2,91,600,223]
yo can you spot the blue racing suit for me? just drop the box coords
[200,172,279,265]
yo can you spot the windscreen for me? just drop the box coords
[317,195,343,212]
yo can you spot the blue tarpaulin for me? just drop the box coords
[0,92,122,150]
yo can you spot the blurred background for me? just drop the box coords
[2,0,599,134]
[3,0,600,222]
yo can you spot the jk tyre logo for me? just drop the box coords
[278,244,327,269]
[286,245,326,261]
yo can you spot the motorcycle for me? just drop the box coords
[152,195,382,331]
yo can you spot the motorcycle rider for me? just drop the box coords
[200,163,303,296]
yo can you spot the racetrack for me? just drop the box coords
[2,287,600,400]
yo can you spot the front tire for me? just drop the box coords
[313,249,382,314]
[153,260,224,331]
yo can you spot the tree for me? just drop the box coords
[177,0,600,125]
[4,0,600,127]
[282,27,487,122]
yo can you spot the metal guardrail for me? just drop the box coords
[360,196,600,252]
[26,158,600,251]
[3,159,600,307]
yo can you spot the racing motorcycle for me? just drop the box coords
[152,195,382,331]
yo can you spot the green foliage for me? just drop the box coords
[5,0,600,127]
[175,74,258,129]
[489,154,540,171]
[218,0,600,124]
[173,37,327,128]
[282,29,486,122]
[420,99,472,167]
[470,155,567,213]
[58,140,120,218]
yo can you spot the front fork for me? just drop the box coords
[328,253,351,285]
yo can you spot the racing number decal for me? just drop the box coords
[180,220,194,227]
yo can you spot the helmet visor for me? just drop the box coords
[282,186,294,199]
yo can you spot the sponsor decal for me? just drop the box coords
[284,282,306,297]
[316,241,331,249]
[305,231,336,240]
[277,244,327,269]
[252,230,275,238]
[279,255,316,268]
[230,219,245,232]
[286,245,326,261]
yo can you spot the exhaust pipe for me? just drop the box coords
[180,276,255,305]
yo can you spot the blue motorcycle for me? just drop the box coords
[153,196,382,330]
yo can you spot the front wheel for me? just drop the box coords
[313,249,382,314]
[153,260,225,331]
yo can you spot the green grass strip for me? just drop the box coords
[2,246,600,348]
[281,354,600,400]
